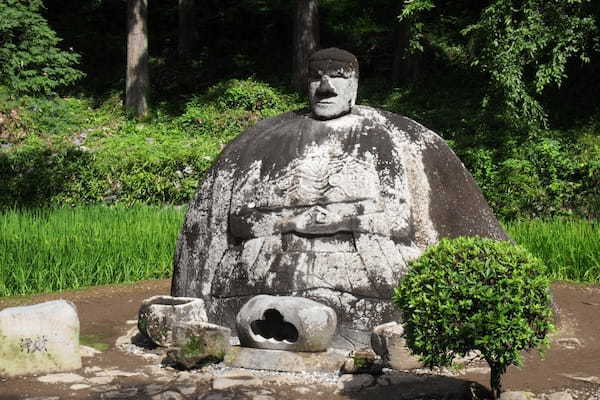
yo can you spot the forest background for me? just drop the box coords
[0,0,598,296]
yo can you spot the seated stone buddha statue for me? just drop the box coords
[171,48,509,348]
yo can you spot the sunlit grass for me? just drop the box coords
[505,218,600,283]
[0,205,183,297]
[1,206,598,298]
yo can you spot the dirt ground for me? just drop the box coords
[0,280,599,400]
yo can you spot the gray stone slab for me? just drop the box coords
[223,346,347,373]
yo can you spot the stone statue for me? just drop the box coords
[171,48,509,348]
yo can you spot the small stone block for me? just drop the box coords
[166,322,231,369]
[0,300,81,377]
[138,296,208,347]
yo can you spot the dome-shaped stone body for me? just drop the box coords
[171,106,509,348]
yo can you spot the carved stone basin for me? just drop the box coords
[138,295,207,347]
[236,295,337,352]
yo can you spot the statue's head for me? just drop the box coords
[308,48,359,120]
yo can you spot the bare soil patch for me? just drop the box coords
[0,280,599,400]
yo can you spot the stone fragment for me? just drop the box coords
[557,338,583,349]
[500,392,537,400]
[37,372,85,384]
[548,392,573,400]
[100,388,139,399]
[95,369,146,378]
[80,345,102,357]
[371,321,423,370]
[144,384,168,395]
[341,349,384,374]
[212,375,263,390]
[90,385,120,393]
[166,321,231,369]
[151,391,186,400]
[224,346,347,373]
[23,397,60,400]
[0,300,81,377]
[292,387,312,394]
[236,295,337,352]
[88,376,115,385]
[336,373,375,393]
[70,383,91,390]
[176,384,197,396]
[138,295,208,347]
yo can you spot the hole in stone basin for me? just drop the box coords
[250,309,299,343]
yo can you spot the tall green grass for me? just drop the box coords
[0,206,184,297]
[505,218,600,283]
[1,206,598,298]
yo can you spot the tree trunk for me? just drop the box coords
[489,361,503,400]
[292,0,319,93]
[178,0,197,59]
[392,14,420,84]
[126,0,149,117]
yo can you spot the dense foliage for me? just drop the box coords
[0,81,302,208]
[393,237,554,398]
[0,0,83,94]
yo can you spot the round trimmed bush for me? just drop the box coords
[393,237,554,399]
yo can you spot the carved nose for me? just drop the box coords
[318,75,336,94]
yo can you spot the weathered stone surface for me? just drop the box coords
[0,300,81,377]
[236,295,336,352]
[37,372,85,384]
[337,373,375,393]
[212,375,263,390]
[151,391,186,400]
[138,295,207,347]
[223,346,347,373]
[371,321,423,370]
[548,392,573,400]
[165,321,230,369]
[171,49,509,348]
[500,391,537,400]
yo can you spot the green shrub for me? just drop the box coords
[393,237,554,399]
[0,0,83,94]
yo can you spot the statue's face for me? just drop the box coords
[308,70,358,120]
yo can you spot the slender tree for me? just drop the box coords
[292,0,319,93]
[178,0,197,59]
[126,0,149,117]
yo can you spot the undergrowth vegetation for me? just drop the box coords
[0,80,303,208]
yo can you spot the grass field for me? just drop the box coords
[0,206,598,297]
[504,218,600,283]
[0,206,183,297]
